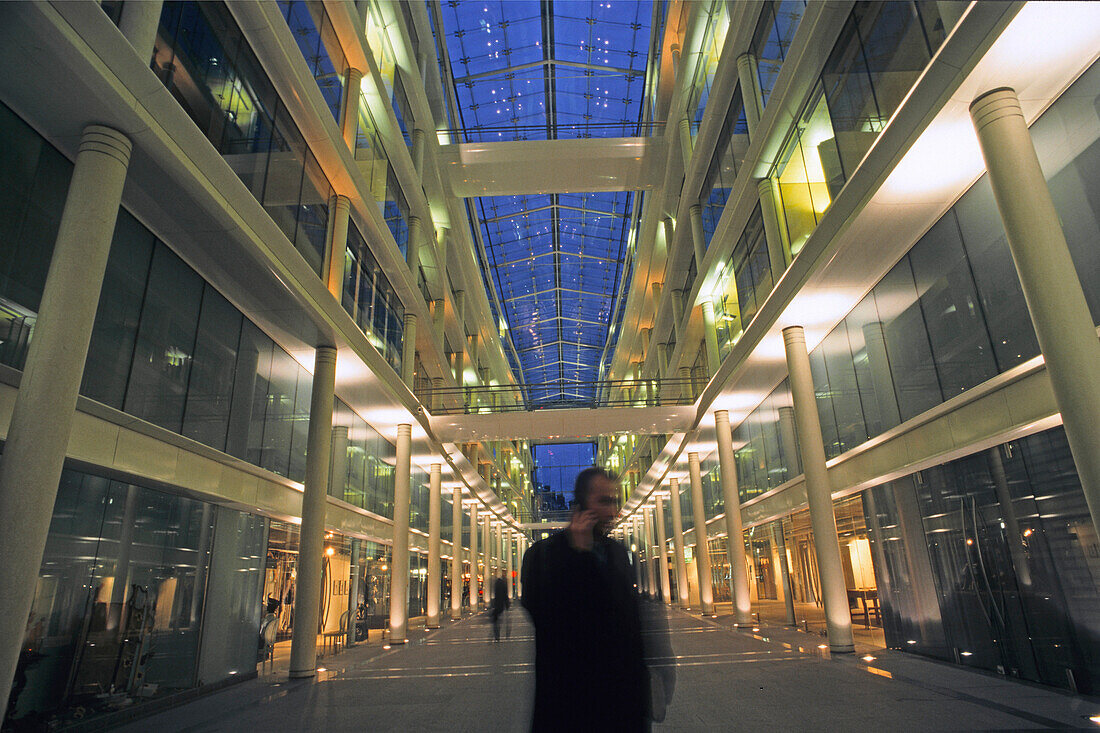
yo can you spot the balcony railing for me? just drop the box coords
[423,377,697,415]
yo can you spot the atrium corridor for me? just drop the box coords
[120,604,1095,732]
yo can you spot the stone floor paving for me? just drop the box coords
[119,603,1100,732]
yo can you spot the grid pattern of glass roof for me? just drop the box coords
[436,1,657,406]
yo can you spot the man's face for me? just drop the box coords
[586,476,620,536]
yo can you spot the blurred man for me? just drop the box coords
[521,468,673,732]
[490,570,510,641]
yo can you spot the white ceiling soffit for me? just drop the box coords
[441,137,666,197]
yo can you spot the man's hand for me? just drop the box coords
[568,509,597,551]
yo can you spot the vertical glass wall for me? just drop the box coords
[772,1,947,258]
[687,0,731,135]
[710,203,769,360]
[9,470,265,729]
[332,397,397,518]
[153,1,335,275]
[732,379,798,500]
[278,0,348,123]
[699,88,748,253]
[362,0,410,144]
[750,0,807,109]
[342,220,405,372]
[865,427,1100,694]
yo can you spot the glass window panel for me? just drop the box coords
[182,285,244,451]
[124,243,204,432]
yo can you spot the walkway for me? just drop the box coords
[119,605,1098,732]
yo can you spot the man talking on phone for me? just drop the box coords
[521,467,673,732]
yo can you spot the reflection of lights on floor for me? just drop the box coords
[862,655,876,662]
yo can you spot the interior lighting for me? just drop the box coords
[325,547,335,556]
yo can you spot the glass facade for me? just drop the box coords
[8,469,265,728]
[688,1,731,135]
[153,1,336,276]
[865,427,1100,694]
[342,220,406,373]
[699,88,748,254]
[750,0,807,109]
[278,0,347,123]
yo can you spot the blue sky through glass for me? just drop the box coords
[437,1,657,404]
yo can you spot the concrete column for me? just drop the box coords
[432,298,446,350]
[324,194,351,298]
[426,464,442,628]
[736,52,763,135]
[468,502,479,610]
[778,405,801,477]
[679,366,694,402]
[715,410,752,625]
[330,425,349,499]
[656,343,669,380]
[678,117,693,170]
[688,453,715,615]
[406,215,422,279]
[773,521,797,625]
[661,219,675,254]
[339,67,364,149]
[430,376,443,414]
[669,479,690,607]
[644,507,658,598]
[119,0,163,60]
[451,484,463,619]
[758,177,790,276]
[671,290,685,340]
[505,531,514,599]
[971,87,1100,541]
[481,511,491,609]
[689,204,707,268]
[655,494,672,603]
[783,326,854,652]
[0,125,132,712]
[516,536,525,597]
[401,313,417,386]
[453,343,465,387]
[702,300,720,375]
[388,424,413,644]
[632,518,644,593]
[346,539,361,647]
[411,127,426,178]
[289,346,338,677]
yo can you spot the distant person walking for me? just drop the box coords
[490,571,510,641]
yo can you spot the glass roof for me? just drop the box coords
[436,1,659,406]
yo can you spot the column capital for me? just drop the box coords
[714,409,730,426]
[79,125,133,166]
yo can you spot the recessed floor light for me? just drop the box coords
[818,644,828,650]
[862,655,876,662]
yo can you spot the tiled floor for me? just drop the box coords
[118,603,1099,731]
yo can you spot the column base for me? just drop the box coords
[829,644,855,654]
[426,623,441,629]
[289,668,316,679]
[450,611,462,620]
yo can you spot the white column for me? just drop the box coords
[715,410,752,625]
[783,326,854,652]
[406,215,422,280]
[388,424,413,644]
[778,405,800,477]
[468,502,479,610]
[481,511,491,608]
[736,52,763,134]
[971,87,1100,542]
[323,195,350,298]
[118,0,163,60]
[655,494,672,604]
[689,204,706,269]
[644,507,658,598]
[338,68,364,149]
[678,117,693,169]
[411,128,426,177]
[632,518,644,592]
[346,539,361,647]
[0,126,133,711]
[505,531,514,599]
[688,452,715,615]
[401,313,417,387]
[451,485,463,619]
[289,346,337,677]
[702,300,720,375]
[426,464,442,629]
[516,535,525,597]
[773,521,797,625]
[669,479,690,608]
[758,177,791,275]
